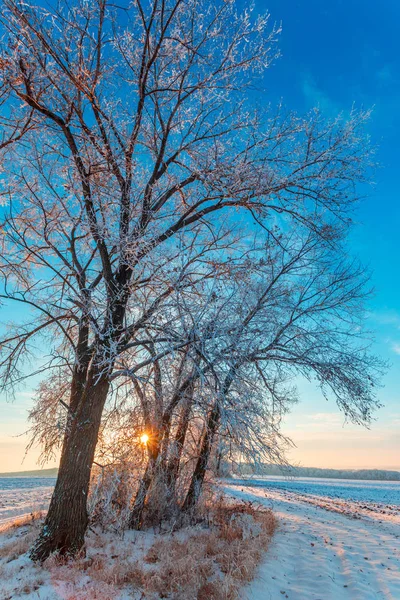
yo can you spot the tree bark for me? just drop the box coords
[127,371,197,528]
[30,368,110,562]
[165,390,194,495]
[128,439,161,530]
[182,401,220,513]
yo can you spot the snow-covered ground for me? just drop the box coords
[230,475,400,506]
[0,478,55,527]
[1,476,400,598]
[228,476,400,526]
[224,482,400,600]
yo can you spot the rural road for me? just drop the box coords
[225,484,400,600]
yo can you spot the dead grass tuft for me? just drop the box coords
[0,511,44,535]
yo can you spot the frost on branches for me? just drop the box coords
[0,0,383,560]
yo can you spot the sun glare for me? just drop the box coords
[140,433,149,445]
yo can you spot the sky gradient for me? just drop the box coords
[0,0,399,473]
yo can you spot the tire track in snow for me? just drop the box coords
[224,484,400,600]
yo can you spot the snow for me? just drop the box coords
[1,476,399,598]
[0,478,54,527]
[230,475,400,506]
[227,477,400,526]
[224,483,400,600]
[0,525,155,600]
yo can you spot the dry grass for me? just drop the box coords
[0,500,275,600]
[0,512,44,560]
[0,510,44,535]
[140,499,276,600]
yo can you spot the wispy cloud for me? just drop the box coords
[301,74,339,115]
[389,413,400,426]
[308,412,343,423]
[285,412,349,433]
[368,310,400,327]
[376,64,394,84]
[392,343,400,355]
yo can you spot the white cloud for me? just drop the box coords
[368,309,400,327]
[391,343,400,355]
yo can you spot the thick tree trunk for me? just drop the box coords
[61,322,91,450]
[182,401,220,513]
[30,369,110,562]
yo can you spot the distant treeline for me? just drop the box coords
[233,464,400,481]
[0,467,58,478]
[1,464,399,482]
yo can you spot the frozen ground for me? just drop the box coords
[227,477,400,525]
[0,492,275,600]
[1,476,399,598]
[230,476,400,505]
[0,478,55,527]
[224,482,400,600]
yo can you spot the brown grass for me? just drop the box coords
[139,499,276,600]
[0,500,275,600]
[0,511,44,535]
[0,512,44,560]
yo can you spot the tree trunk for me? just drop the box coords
[215,444,223,476]
[165,392,194,495]
[182,401,220,513]
[128,409,178,529]
[128,442,160,530]
[30,369,110,562]
[128,371,198,528]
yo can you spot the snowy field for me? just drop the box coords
[230,475,400,505]
[224,483,400,599]
[1,476,400,598]
[226,476,400,525]
[0,477,55,527]
[1,474,399,527]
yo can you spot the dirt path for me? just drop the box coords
[224,484,400,600]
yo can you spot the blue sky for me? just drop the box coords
[0,0,399,472]
[253,0,400,469]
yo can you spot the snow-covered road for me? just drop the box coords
[224,484,400,600]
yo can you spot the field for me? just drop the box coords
[1,476,399,598]
[0,478,55,527]
[224,480,400,599]
[227,476,400,524]
[231,475,400,504]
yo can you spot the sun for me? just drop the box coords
[140,433,149,445]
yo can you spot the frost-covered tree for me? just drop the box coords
[121,231,383,521]
[0,0,380,559]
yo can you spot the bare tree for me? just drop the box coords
[0,0,377,559]
[180,234,384,511]
[117,232,382,519]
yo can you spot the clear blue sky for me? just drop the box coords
[252,0,400,469]
[0,0,399,472]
